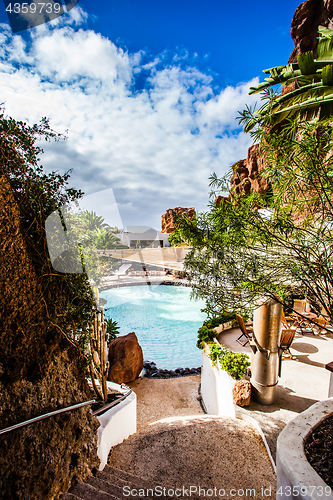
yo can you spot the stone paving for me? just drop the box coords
[217,326,333,460]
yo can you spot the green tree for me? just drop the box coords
[94,228,128,250]
[106,318,120,340]
[176,118,333,324]
[77,210,110,231]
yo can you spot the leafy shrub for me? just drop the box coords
[208,343,250,380]
[220,352,250,380]
[203,312,237,329]
[209,343,229,365]
[197,311,238,349]
[197,325,216,349]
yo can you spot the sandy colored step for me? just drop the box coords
[98,466,180,500]
[108,415,276,500]
[68,482,119,500]
[87,476,124,498]
[62,465,168,500]
[101,465,156,489]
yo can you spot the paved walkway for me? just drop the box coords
[105,325,333,500]
[128,327,333,461]
[128,375,204,429]
[217,326,333,459]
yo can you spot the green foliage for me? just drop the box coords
[197,312,238,349]
[78,210,110,231]
[208,343,229,365]
[167,211,196,246]
[178,117,333,324]
[94,228,127,250]
[0,108,96,358]
[197,325,216,349]
[220,351,250,380]
[203,312,237,329]
[208,344,250,380]
[168,230,189,247]
[60,210,126,283]
[238,26,333,140]
[106,318,120,340]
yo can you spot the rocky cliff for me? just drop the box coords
[289,0,333,63]
[161,207,195,233]
[230,0,333,197]
[0,176,99,500]
[230,144,270,196]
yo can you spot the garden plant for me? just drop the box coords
[172,87,333,324]
[208,343,250,380]
[0,108,121,400]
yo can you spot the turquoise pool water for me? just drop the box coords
[100,285,206,370]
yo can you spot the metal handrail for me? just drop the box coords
[92,390,132,416]
[0,399,96,436]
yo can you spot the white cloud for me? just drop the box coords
[0,17,258,230]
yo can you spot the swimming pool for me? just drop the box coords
[100,285,206,370]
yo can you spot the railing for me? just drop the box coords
[0,382,134,435]
[0,387,134,434]
[0,399,96,436]
[92,390,132,416]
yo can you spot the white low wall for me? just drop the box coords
[200,346,235,417]
[213,321,234,334]
[200,347,277,473]
[96,381,137,470]
[277,398,333,500]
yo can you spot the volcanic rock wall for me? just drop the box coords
[230,144,270,196]
[230,0,333,197]
[289,0,333,63]
[0,176,99,500]
[161,207,195,233]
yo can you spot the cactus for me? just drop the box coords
[89,309,109,403]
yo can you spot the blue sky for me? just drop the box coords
[78,0,301,88]
[0,0,301,230]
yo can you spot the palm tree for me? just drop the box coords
[79,210,110,231]
[106,318,120,340]
[94,229,128,250]
[240,26,333,137]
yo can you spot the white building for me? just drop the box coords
[119,226,170,249]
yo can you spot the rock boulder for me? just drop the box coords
[108,332,143,384]
[161,207,195,233]
[232,379,251,407]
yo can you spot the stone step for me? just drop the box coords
[87,475,123,498]
[61,467,147,500]
[68,482,120,500]
[99,466,193,500]
[96,470,137,492]
[62,465,188,500]
[101,465,153,489]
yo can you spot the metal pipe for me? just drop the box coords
[250,300,282,405]
[0,399,96,436]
